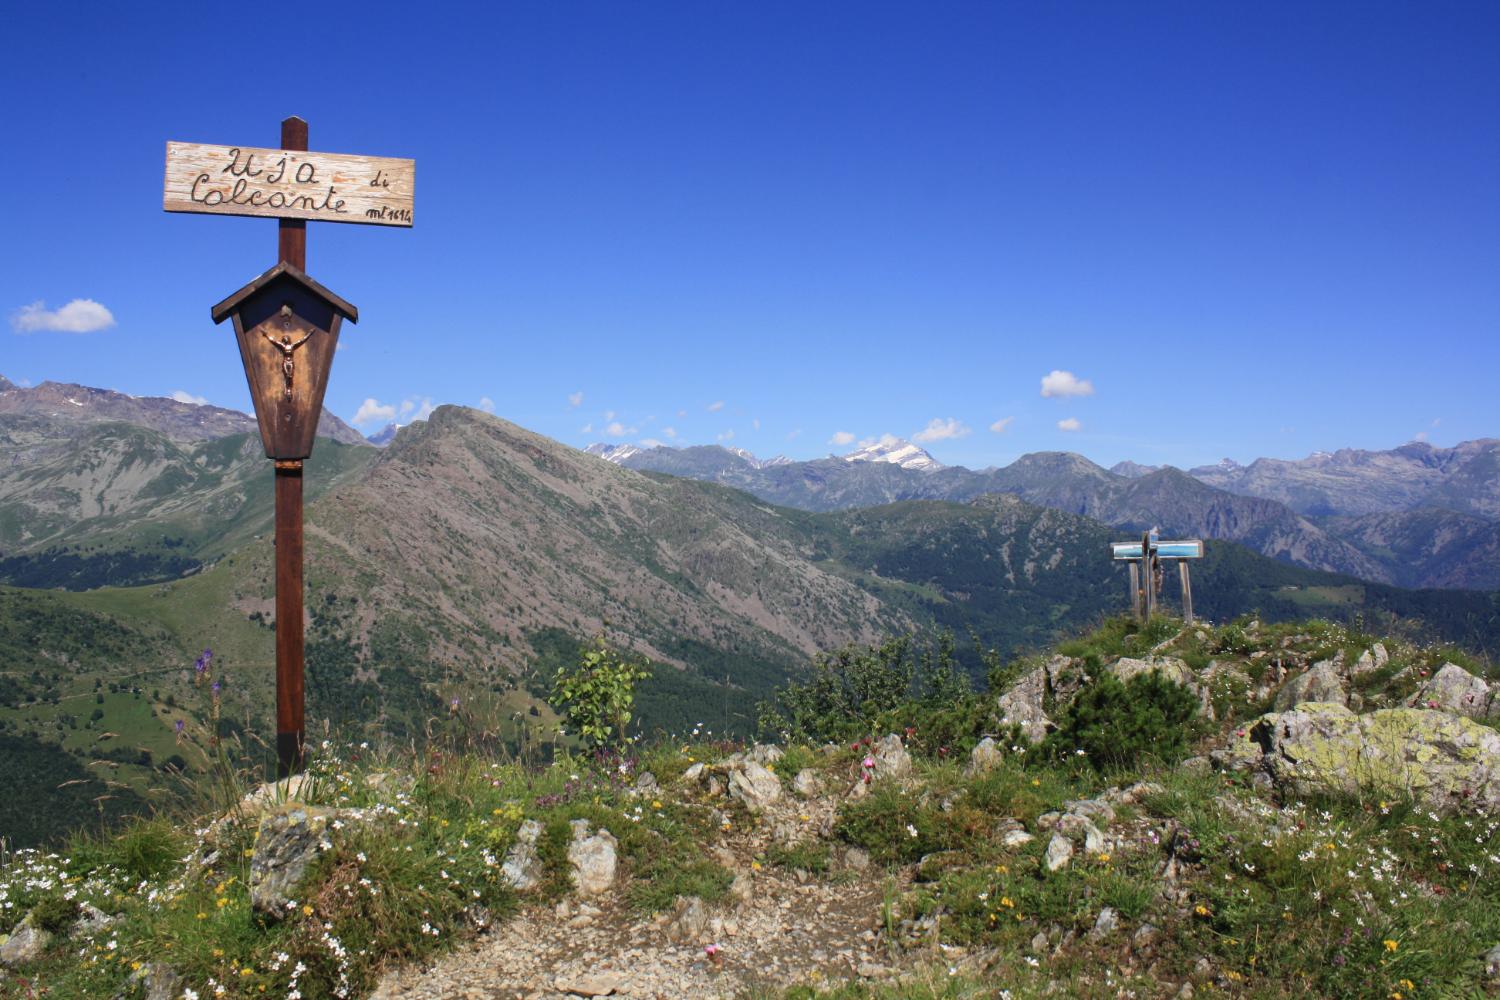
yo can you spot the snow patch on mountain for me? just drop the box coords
[842,436,944,472]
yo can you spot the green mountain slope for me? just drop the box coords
[0,415,375,589]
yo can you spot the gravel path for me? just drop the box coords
[370,867,895,999]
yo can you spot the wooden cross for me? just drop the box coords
[167,118,414,777]
[1110,532,1204,624]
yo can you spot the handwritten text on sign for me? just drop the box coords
[163,142,415,227]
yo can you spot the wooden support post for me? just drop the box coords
[275,115,307,779]
[1141,531,1155,621]
[1179,560,1194,625]
[1128,562,1141,620]
[274,459,305,776]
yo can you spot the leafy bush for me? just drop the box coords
[758,633,986,747]
[551,636,651,749]
[1034,671,1199,772]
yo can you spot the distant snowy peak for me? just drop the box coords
[726,447,794,470]
[842,437,944,472]
[585,443,644,464]
[367,423,401,447]
[586,442,792,469]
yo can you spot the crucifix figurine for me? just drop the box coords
[262,303,314,399]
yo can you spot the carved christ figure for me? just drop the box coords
[263,305,314,400]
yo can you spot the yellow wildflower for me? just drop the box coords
[1383,939,1399,952]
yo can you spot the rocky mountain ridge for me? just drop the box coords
[0,379,368,446]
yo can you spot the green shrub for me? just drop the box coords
[551,636,651,750]
[759,633,984,747]
[29,893,80,933]
[1034,671,1199,772]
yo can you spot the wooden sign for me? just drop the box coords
[1111,539,1204,560]
[164,141,415,227]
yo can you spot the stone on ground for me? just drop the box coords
[567,820,618,895]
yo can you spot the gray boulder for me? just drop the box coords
[727,761,782,811]
[871,734,913,780]
[1414,663,1493,719]
[1352,643,1390,676]
[1044,833,1074,872]
[501,819,545,890]
[792,768,822,798]
[0,913,50,966]
[967,736,1004,775]
[567,819,618,895]
[250,805,340,921]
[1273,659,1347,711]
[996,665,1051,742]
[1215,704,1500,815]
[666,894,709,943]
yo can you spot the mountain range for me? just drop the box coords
[588,438,1500,590]
[1,383,1496,833]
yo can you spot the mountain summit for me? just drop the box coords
[842,435,943,472]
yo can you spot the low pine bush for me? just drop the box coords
[1034,671,1199,772]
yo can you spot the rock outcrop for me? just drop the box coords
[1215,704,1500,815]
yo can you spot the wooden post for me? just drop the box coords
[276,115,307,779]
[1127,562,1141,621]
[1141,531,1155,621]
[1179,561,1194,625]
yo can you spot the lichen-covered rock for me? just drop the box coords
[997,667,1052,742]
[567,820,617,895]
[250,805,340,921]
[1413,663,1494,719]
[501,819,545,890]
[1273,659,1347,711]
[967,736,1004,775]
[871,734,912,781]
[0,913,50,966]
[1215,704,1500,815]
[727,761,782,811]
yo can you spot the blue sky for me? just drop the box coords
[2,2,1496,470]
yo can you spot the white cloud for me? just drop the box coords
[787,429,802,440]
[913,417,970,442]
[604,410,616,421]
[357,395,434,426]
[707,400,725,412]
[717,429,735,442]
[639,438,668,448]
[1414,431,1430,442]
[663,426,677,438]
[989,416,1015,433]
[606,421,638,437]
[830,431,856,446]
[353,398,397,426]
[1040,370,1094,398]
[676,409,687,418]
[580,423,593,434]
[752,418,760,430]
[568,391,584,408]
[478,397,495,413]
[859,433,902,450]
[11,298,116,334]
[170,390,209,406]
[1057,417,1082,432]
